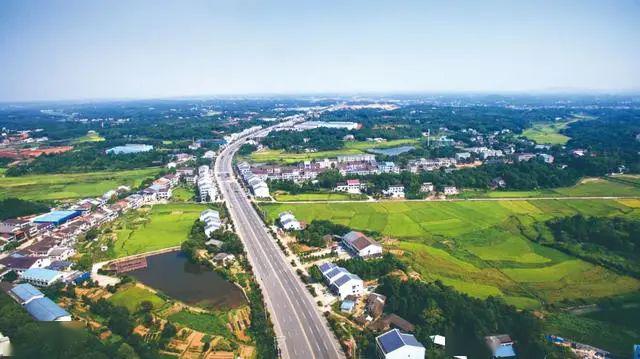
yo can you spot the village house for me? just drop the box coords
[334,179,366,194]
[485,334,517,358]
[279,212,302,231]
[342,231,383,258]
[317,262,364,300]
[383,185,405,199]
[375,329,425,359]
[20,268,64,287]
[443,186,459,196]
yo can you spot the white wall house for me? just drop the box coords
[335,179,366,194]
[383,185,405,199]
[252,181,270,198]
[443,186,459,196]
[318,262,364,299]
[279,212,301,231]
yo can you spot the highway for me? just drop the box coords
[214,127,345,359]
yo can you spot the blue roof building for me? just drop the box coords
[33,210,81,226]
[486,334,517,358]
[106,144,153,155]
[25,297,71,321]
[20,268,63,287]
[9,283,44,305]
[633,344,639,359]
[376,329,425,359]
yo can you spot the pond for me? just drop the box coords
[127,251,247,310]
[367,145,415,156]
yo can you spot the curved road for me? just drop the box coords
[214,130,344,359]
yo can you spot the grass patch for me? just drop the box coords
[248,138,419,164]
[273,192,366,202]
[168,310,231,337]
[72,131,105,144]
[108,284,165,312]
[111,203,208,258]
[0,168,160,201]
[172,186,196,202]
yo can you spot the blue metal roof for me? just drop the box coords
[25,297,70,321]
[317,262,335,273]
[10,283,43,303]
[340,300,355,311]
[21,268,62,283]
[33,210,80,224]
[377,329,404,354]
[377,329,424,354]
[494,344,516,358]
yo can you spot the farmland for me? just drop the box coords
[108,203,208,258]
[261,199,640,308]
[248,138,419,164]
[273,191,367,202]
[522,122,571,145]
[0,167,160,201]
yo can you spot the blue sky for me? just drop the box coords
[1,0,639,101]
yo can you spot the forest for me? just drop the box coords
[0,198,49,220]
[262,128,349,152]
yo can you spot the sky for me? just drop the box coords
[1,0,639,102]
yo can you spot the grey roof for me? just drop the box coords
[377,329,424,354]
[25,297,70,321]
[10,283,44,304]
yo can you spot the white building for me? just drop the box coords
[342,231,383,258]
[383,185,405,199]
[443,186,459,196]
[419,182,434,193]
[337,154,376,163]
[20,268,63,287]
[335,179,366,194]
[200,209,221,237]
[378,161,399,173]
[376,329,425,359]
[0,331,11,357]
[252,181,270,198]
[318,262,364,300]
[279,212,301,231]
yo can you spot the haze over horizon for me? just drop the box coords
[1,0,639,102]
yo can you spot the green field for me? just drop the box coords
[248,138,419,164]
[261,199,640,307]
[72,131,105,144]
[467,177,640,199]
[111,203,208,258]
[522,123,571,145]
[168,310,230,337]
[172,186,196,202]
[108,284,166,312]
[273,192,367,202]
[0,168,160,201]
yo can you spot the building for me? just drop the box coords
[201,209,222,237]
[106,144,153,154]
[335,179,366,194]
[340,300,356,313]
[337,154,376,163]
[252,181,270,198]
[366,293,386,318]
[376,329,425,359]
[20,268,63,287]
[634,344,639,359]
[429,335,446,348]
[25,297,72,321]
[279,212,301,231]
[485,334,516,358]
[0,331,11,357]
[294,121,359,131]
[213,252,236,266]
[419,182,434,193]
[9,283,45,305]
[9,283,71,321]
[383,185,405,199]
[317,262,364,299]
[539,153,554,163]
[455,152,471,161]
[378,161,399,174]
[443,186,459,196]
[0,254,51,274]
[515,153,536,162]
[33,210,82,226]
[342,231,383,258]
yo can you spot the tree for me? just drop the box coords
[116,342,139,359]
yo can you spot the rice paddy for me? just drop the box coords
[261,199,640,308]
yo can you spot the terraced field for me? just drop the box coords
[262,199,640,308]
[0,168,160,201]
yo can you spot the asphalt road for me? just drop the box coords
[214,133,344,359]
